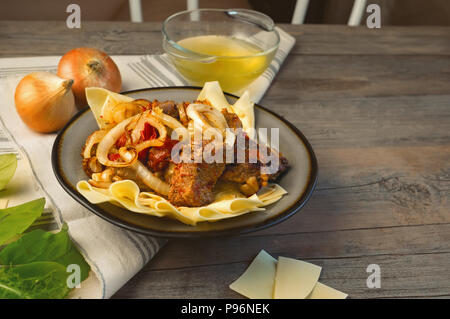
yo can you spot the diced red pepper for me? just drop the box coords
[115,134,127,148]
[136,123,158,164]
[108,153,121,161]
[140,122,158,141]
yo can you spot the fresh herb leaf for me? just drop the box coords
[0,261,70,299]
[0,153,17,191]
[0,198,91,299]
[0,224,90,281]
[0,198,45,245]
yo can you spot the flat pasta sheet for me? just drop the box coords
[77,180,287,225]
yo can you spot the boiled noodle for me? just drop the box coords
[77,82,288,225]
[77,179,287,225]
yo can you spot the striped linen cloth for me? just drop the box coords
[0,27,295,299]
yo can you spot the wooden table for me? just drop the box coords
[2,21,449,299]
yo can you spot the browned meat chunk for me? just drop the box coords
[221,131,289,195]
[221,162,260,184]
[153,100,179,118]
[147,147,171,172]
[169,162,225,207]
[267,155,289,181]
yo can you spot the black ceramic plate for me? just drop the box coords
[52,87,318,238]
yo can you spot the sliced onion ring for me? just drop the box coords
[133,99,152,110]
[96,115,140,167]
[152,109,189,142]
[186,103,228,132]
[131,111,167,144]
[134,139,164,153]
[83,130,107,159]
[120,148,170,196]
[177,103,189,126]
[112,102,143,124]
[92,167,116,182]
[82,157,103,177]
[88,179,112,189]
[125,114,140,132]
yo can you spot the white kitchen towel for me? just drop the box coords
[0,26,295,299]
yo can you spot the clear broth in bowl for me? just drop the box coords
[171,35,275,92]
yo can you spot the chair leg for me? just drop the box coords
[348,0,367,26]
[129,0,143,23]
[187,0,199,21]
[291,0,310,25]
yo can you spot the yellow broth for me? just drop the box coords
[170,35,275,92]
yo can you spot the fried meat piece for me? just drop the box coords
[222,139,289,193]
[153,100,179,118]
[220,110,289,194]
[147,147,171,172]
[168,162,225,207]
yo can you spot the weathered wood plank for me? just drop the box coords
[265,96,450,148]
[266,55,450,100]
[131,224,450,271]
[113,251,450,299]
[281,24,450,56]
[0,21,163,57]
[1,22,450,57]
[253,173,450,237]
[254,94,450,236]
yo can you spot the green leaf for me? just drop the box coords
[0,198,45,245]
[0,224,90,282]
[0,153,17,191]
[0,262,70,299]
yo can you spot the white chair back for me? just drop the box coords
[292,0,368,25]
[128,0,368,26]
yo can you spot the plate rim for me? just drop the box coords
[51,86,318,238]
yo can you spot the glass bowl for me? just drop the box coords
[162,8,280,93]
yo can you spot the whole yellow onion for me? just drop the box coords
[14,72,76,133]
[57,48,122,108]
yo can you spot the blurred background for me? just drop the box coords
[1,0,449,25]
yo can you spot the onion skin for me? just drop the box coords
[57,48,122,108]
[14,72,76,133]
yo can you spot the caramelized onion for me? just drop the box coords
[82,156,103,177]
[131,111,167,144]
[134,139,164,153]
[132,99,152,110]
[152,109,189,141]
[88,179,112,188]
[111,102,143,124]
[96,114,140,167]
[186,103,228,132]
[177,103,189,126]
[92,167,116,182]
[83,130,107,158]
[120,148,170,196]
